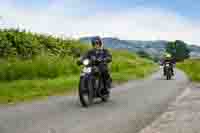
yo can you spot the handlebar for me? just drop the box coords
[77,57,105,66]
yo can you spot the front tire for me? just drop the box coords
[166,69,171,80]
[79,77,94,107]
[101,93,110,102]
[167,75,170,80]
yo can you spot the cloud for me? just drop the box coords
[0,1,200,45]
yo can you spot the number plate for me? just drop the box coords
[83,67,92,73]
[166,64,170,67]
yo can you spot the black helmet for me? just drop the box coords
[91,36,103,47]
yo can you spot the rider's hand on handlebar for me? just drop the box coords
[97,58,103,62]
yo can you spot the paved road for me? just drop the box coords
[140,83,200,133]
[0,69,188,133]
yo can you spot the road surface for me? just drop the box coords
[140,83,200,133]
[0,69,188,133]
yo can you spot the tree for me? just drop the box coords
[166,40,190,61]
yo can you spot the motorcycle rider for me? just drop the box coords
[78,36,112,94]
[162,53,175,76]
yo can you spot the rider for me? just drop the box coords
[78,36,112,94]
[162,52,175,76]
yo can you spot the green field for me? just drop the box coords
[177,59,200,82]
[0,29,157,104]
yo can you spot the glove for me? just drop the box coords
[97,58,103,62]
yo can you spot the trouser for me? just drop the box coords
[102,70,112,89]
[99,65,112,89]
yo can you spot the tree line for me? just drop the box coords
[137,40,191,62]
[0,28,191,62]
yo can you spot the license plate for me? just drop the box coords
[83,67,92,73]
[166,64,170,67]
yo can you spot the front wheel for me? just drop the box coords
[79,77,94,107]
[167,75,170,80]
[166,70,171,80]
[101,93,110,102]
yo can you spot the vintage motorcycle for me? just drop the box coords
[78,57,110,107]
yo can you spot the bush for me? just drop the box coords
[137,50,152,60]
[0,28,89,59]
[111,50,157,80]
[0,50,157,82]
[0,55,79,81]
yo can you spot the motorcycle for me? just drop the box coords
[164,62,173,80]
[78,57,110,107]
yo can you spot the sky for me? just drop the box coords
[0,0,200,45]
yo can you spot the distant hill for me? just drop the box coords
[80,37,200,59]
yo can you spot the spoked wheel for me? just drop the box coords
[79,77,94,107]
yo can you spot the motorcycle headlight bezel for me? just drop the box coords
[83,59,90,66]
[166,63,170,67]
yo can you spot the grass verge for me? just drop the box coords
[177,59,200,82]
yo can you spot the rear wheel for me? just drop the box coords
[79,77,94,107]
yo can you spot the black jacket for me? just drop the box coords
[82,48,112,67]
[162,58,176,66]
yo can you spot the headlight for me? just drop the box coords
[83,67,92,73]
[83,59,90,65]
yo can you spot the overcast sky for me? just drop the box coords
[0,0,200,45]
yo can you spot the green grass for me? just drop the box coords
[0,76,79,104]
[177,59,200,81]
[111,50,157,80]
[0,65,156,104]
[0,55,79,81]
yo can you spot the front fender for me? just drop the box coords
[80,72,93,79]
